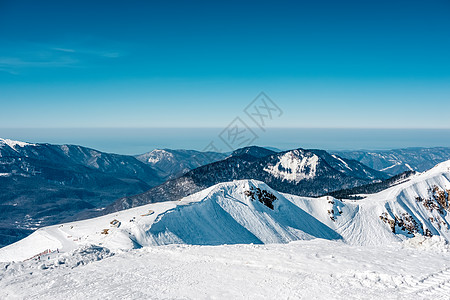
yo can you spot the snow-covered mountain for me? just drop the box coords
[106,147,387,212]
[136,149,228,179]
[4,159,449,262]
[2,139,386,249]
[0,138,164,247]
[0,138,163,185]
[334,147,450,176]
[0,180,340,261]
[2,160,450,299]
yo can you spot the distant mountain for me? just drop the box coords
[105,146,388,212]
[136,149,227,179]
[136,147,279,180]
[329,170,416,200]
[0,138,163,247]
[230,145,276,159]
[262,146,283,153]
[333,147,450,176]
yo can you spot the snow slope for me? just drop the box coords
[1,160,450,263]
[0,180,340,261]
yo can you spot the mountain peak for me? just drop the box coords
[264,149,320,183]
[0,138,35,149]
[145,149,175,164]
[231,146,276,159]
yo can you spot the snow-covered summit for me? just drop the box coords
[0,138,35,149]
[260,148,387,185]
[138,149,175,164]
[264,149,319,182]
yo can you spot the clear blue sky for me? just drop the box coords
[0,0,449,129]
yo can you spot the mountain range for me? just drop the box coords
[104,146,387,213]
[2,137,450,249]
[333,147,450,176]
[0,138,162,247]
[2,158,450,262]
[2,139,450,299]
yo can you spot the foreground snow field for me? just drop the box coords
[1,238,450,299]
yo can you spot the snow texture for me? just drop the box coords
[264,150,319,182]
[2,240,450,299]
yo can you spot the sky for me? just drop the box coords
[0,0,449,151]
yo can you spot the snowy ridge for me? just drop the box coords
[333,160,450,245]
[0,180,340,261]
[332,154,352,171]
[1,160,450,262]
[380,162,402,172]
[0,138,35,149]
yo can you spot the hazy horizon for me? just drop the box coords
[2,127,450,155]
